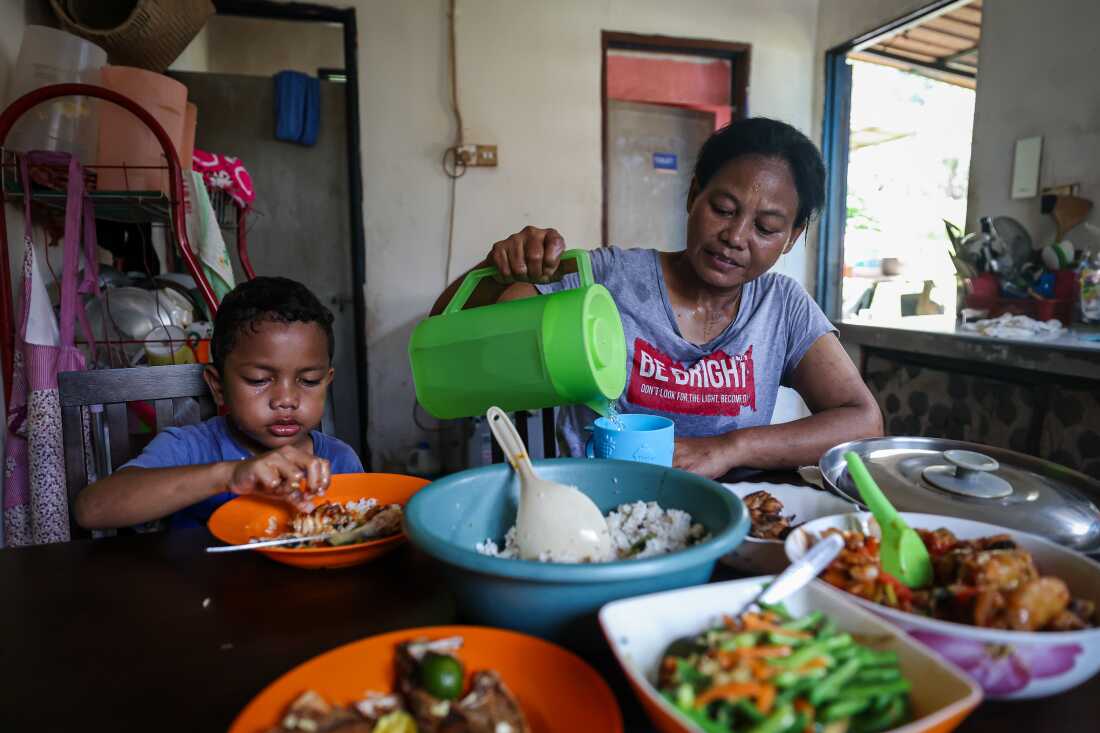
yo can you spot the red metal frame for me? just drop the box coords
[0,82,221,404]
[236,205,257,280]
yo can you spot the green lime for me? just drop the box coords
[372,710,416,733]
[418,652,464,700]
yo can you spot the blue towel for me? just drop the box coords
[274,70,320,146]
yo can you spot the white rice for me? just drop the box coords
[475,501,707,563]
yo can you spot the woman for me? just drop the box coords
[432,117,882,478]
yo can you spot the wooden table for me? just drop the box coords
[3,524,1099,730]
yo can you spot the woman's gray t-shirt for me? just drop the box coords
[535,246,835,456]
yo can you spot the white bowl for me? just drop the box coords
[721,482,854,573]
[785,512,1100,699]
[599,576,982,733]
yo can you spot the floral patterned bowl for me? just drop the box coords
[785,512,1100,699]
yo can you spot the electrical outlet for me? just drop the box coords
[455,143,498,167]
[476,145,498,166]
[456,144,477,166]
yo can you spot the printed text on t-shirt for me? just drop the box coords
[626,338,757,416]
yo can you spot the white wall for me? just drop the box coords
[966,0,1100,251]
[338,0,821,466]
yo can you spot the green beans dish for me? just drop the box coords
[658,605,911,733]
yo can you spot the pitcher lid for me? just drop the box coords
[582,285,627,402]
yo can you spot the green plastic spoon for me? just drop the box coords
[844,451,933,589]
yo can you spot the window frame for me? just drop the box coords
[816,0,974,318]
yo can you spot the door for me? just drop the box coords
[171,71,362,451]
[606,101,715,251]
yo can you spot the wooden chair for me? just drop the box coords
[58,364,337,508]
[58,364,218,508]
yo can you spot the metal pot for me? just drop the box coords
[819,436,1100,554]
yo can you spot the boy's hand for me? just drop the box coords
[227,445,331,511]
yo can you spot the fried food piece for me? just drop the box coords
[743,490,795,540]
[395,638,531,733]
[268,690,375,733]
[455,671,530,733]
[952,548,1038,591]
[1005,577,1071,631]
[972,588,1007,628]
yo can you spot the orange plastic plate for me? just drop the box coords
[228,625,624,733]
[207,473,428,569]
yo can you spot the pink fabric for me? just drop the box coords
[3,152,99,546]
[192,149,255,209]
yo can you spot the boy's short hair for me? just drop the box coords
[211,277,335,372]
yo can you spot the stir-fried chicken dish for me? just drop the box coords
[267,636,530,733]
[253,499,403,548]
[819,527,1097,631]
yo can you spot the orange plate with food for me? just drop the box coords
[207,473,428,569]
[228,625,623,733]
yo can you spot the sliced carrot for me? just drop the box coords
[717,645,791,669]
[695,682,776,713]
[794,657,829,673]
[751,659,777,680]
[742,614,810,638]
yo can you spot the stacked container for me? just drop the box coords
[95,65,187,192]
[6,26,106,165]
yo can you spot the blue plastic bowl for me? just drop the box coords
[403,458,749,640]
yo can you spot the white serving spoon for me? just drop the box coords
[486,407,613,562]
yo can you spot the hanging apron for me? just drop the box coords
[3,152,99,546]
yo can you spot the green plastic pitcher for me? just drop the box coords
[409,249,627,419]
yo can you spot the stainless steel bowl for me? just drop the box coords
[820,436,1100,554]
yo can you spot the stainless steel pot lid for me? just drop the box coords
[819,437,1100,554]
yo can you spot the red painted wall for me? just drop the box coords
[607,53,732,128]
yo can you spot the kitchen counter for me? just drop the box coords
[837,318,1100,380]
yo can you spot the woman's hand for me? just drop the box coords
[488,226,566,283]
[673,435,737,479]
[227,445,331,511]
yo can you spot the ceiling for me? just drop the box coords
[849,0,981,90]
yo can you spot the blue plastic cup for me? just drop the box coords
[585,414,675,466]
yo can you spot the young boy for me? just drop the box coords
[74,277,363,530]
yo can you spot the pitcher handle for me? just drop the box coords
[442,249,594,315]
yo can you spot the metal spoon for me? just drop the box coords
[486,406,613,562]
[663,532,845,658]
[206,522,389,553]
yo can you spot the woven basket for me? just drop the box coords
[50,0,214,73]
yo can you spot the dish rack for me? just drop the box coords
[0,82,256,401]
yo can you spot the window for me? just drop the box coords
[818,1,981,325]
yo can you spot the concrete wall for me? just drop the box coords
[172,16,344,78]
[331,0,821,466]
[0,1,28,104]
[966,0,1100,250]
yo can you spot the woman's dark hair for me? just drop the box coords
[692,117,826,230]
[211,276,334,372]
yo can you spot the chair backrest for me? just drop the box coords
[58,364,339,503]
[58,364,216,503]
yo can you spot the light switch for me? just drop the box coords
[1012,136,1042,199]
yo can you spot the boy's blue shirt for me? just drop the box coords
[120,416,363,528]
